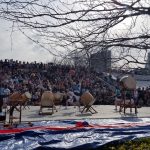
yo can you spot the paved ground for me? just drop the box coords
[5,105,150,123]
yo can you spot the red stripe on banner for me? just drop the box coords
[0,126,70,134]
[0,122,150,134]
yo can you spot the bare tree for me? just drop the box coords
[0,0,150,68]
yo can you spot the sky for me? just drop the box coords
[0,19,53,63]
[0,18,147,68]
[0,0,149,68]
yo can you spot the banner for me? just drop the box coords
[0,118,150,149]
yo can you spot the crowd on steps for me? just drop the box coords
[0,59,150,113]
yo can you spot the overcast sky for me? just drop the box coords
[0,19,53,63]
[0,0,149,68]
[0,17,147,68]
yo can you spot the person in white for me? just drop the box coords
[66,89,80,110]
[3,85,11,108]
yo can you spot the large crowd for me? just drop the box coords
[0,59,114,109]
[0,59,150,113]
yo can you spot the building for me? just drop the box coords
[90,50,111,73]
[145,52,150,70]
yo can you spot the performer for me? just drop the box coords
[0,84,5,113]
[114,86,122,111]
[65,89,80,109]
[119,75,137,113]
[3,85,11,108]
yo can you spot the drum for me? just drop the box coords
[54,92,62,100]
[80,92,94,106]
[9,92,22,101]
[53,92,64,105]
[41,91,55,106]
[24,92,32,99]
[9,92,25,106]
[120,75,136,90]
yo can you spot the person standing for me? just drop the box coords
[0,84,5,113]
[133,89,139,106]
[114,86,122,111]
[3,85,11,108]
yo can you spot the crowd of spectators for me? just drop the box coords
[114,85,150,109]
[1,59,150,112]
[136,87,150,106]
[0,59,115,108]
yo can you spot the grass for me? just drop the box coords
[95,137,150,150]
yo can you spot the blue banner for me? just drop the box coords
[0,118,150,149]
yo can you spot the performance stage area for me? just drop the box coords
[4,105,150,123]
[0,105,150,150]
